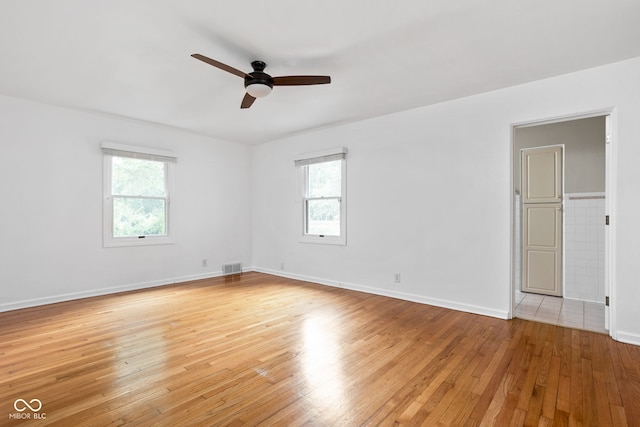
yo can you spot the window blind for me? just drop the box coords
[294,147,347,167]
[101,142,177,164]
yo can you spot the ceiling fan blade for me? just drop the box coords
[272,76,331,86]
[241,93,256,109]
[191,54,249,78]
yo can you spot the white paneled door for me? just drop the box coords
[522,146,562,204]
[521,146,563,296]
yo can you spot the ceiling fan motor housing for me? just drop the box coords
[244,72,273,89]
[244,61,274,90]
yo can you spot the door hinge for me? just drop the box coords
[605,296,610,307]
[605,215,610,225]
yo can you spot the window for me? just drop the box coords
[295,148,347,245]
[102,142,176,247]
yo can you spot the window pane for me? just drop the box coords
[113,197,166,237]
[307,199,340,236]
[112,157,166,197]
[308,160,341,198]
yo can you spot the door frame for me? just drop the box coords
[510,109,616,340]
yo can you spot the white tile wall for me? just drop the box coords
[564,193,605,303]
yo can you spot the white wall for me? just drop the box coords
[252,56,640,345]
[0,95,252,311]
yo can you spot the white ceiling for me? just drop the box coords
[1,0,639,145]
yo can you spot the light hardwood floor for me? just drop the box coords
[1,272,639,426]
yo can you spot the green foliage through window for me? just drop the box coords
[112,157,166,197]
[305,160,342,236]
[113,197,166,237]
[308,160,341,198]
[111,157,168,237]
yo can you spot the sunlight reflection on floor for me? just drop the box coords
[301,314,346,409]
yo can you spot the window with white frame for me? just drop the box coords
[102,142,176,247]
[295,148,347,245]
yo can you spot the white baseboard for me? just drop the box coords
[253,267,509,320]
[0,270,235,312]
[615,330,640,347]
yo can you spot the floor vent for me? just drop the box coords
[222,262,242,275]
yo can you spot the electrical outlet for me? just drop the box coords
[280,262,285,271]
[202,259,208,267]
[394,273,401,283]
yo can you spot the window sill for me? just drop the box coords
[298,235,346,246]
[103,236,175,248]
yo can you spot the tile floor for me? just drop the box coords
[514,291,607,334]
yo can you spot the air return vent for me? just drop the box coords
[222,262,242,275]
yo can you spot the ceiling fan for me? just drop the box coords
[191,54,331,109]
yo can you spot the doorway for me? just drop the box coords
[512,115,610,334]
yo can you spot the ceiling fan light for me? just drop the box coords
[246,83,272,98]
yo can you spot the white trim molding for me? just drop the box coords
[0,270,239,313]
[615,331,640,347]
[253,267,509,320]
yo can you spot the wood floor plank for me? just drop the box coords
[468,322,524,423]
[581,358,597,426]
[569,329,584,426]
[541,355,561,421]
[1,272,638,426]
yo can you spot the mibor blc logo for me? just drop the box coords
[9,398,46,420]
